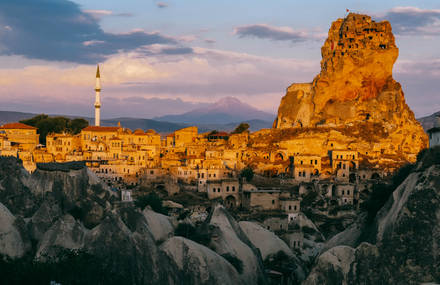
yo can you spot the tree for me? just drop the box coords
[20,114,89,144]
[134,192,166,214]
[232,123,250,134]
[240,167,254,182]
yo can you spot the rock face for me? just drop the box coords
[273,13,427,162]
[0,203,28,258]
[207,205,267,285]
[161,237,242,285]
[239,221,293,261]
[304,161,440,284]
[142,207,174,242]
[36,214,87,260]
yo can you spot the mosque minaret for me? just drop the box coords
[94,65,101,126]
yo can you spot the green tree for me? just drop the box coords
[20,114,89,145]
[232,123,250,134]
[69,118,89,134]
[240,167,254,182]
[134,191,166,214]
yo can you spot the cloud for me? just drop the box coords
[234,24,321,43]
[84,9,133,19]
[156,2,168,8]
[394,59,440,117]
[379,7,440,35]
[0,0,180,63]
[0,46,319,117]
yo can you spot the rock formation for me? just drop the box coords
[272,13,427,163]
[207,205,267,284]
[304,148,440,284]
[161,237,243,285]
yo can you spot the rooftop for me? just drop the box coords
[82,126,120,132]
[0,122,37,130]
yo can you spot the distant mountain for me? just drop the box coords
[417,111,440,132]
[0,109,272,134]
[0,111,37,125]
[154,97,275,124]
[197,119,273,133]
[0,111,187,134]
[100,118,187,133]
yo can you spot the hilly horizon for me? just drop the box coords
[154,97,275,125]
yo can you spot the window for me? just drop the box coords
[347,190,350,195]
[288,205,292,210]
[294,205,297,211]
[342,190,345,195]
[232,186,235,192]
[226,186,229,192]
[272,200,275,204]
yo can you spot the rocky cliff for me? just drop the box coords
[272,13,427,163]
[1,157,298,284]
[303,147,440,284]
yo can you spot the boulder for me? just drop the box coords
[303,245,355,285]
[29,198,62,241]
[35,214,87,260]
[207,205,267,285]
[85,214,177,284]
[142,207,174,242]
[239,221,293,260]
[161,236,242,285]
[0,203,28,258]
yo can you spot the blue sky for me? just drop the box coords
[0,0,439,119]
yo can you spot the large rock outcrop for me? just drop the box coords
[0,203,28,258]
[304,157,440,284]
[161,237,242,285]
[272,13,427,163]
[207,205,267,285]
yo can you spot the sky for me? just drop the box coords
[0,0,439,119]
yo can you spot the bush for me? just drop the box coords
[0,250,132,285]
[232,123,250,134]
[240,167,254,182]
[134,192,166,214]
[174,223,211,246]
[20,114,88,144]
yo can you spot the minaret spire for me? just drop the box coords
[94,65,101,126]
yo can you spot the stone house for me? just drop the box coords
[206,179,240,208]
[242,189,281,210]
[262,216,289,232]
[335,184,355,205]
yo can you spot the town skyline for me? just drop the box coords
[0,0,439,119]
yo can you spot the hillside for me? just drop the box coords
[417,111,440,131]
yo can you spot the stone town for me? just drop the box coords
[0,13,430,253]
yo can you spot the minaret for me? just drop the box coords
[94,65,101,126]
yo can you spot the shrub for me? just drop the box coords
[240,167,254,182]
[134,192,166,214]
[231,123,250,134]
[174,223,211,246]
